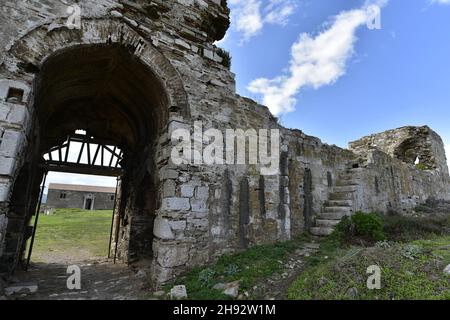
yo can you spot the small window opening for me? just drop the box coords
[6,87,24,103]
[60,192,67,199]
[75,129,87,135]
[327,171,333,188]
[375,176,380,195]
[0,129,5,147]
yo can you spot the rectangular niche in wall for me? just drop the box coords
[6,87,24,103]
[0,129,4,148]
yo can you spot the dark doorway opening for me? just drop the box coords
[84,199,93,211]
[1,44,169,279]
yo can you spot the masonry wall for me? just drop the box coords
[0,0,449,284]
[348,126,450,214]
[47,189,115,210]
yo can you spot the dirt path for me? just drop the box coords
[4,241,322,300]
[249,242,320,300]
[5,259,153,300]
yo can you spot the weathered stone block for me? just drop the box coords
[0,103,9,121]
[163,180,176,198]
[0,130,24,158]
[161,197,190,211]
[169,285,188,299]
[168,120,190,139]
[0,156,15,176]
[180,184,195,198]
[0,180,11,202]
[203,49,214,60]
[151,263,175,284]
[0,80,30,103]
[156,244,189,268]
[169,220,186,231]
[190,199,208,213]
[6,104,28,126]
[162,169,179,180]
[195,186,209,199]
[175,38,191,50]
[153,217,175,240]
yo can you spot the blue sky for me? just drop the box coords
[219,0,450,156]
[46,0,450,188]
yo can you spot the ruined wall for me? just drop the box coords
[282,129,356,235]
[349,126,450,214]
[0,0,449,285]
[349,150,450,214]
[350,126,449,175]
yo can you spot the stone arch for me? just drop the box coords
[394,137,434,169]
[2,18,190,118]
[0,18,192,277]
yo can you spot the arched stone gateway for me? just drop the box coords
[2,18,189,117]
[0,1,449,289]
[0,18,193,283]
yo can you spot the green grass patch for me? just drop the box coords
[164,235,312,300]
[333,212,385,245]
[32,208,112,262]
[287,235,450,300]
[383,214,450,242]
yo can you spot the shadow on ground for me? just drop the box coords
[5,259,152,300]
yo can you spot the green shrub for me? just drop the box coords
[198,268,216,287]
[332,212,385,243]
[415,163,428,171]
[216,48,231,68]
[332,215,352,241]
[383,213,450,241]
[352,212,385,240]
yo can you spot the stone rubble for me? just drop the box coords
[444,264,450,276]
[4,282,38,296]
[169,285,188,300]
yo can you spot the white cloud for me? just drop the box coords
[229,0,296,42]
[431,0,450,4]
[248,2,388,116]
[264,0,296,25]
[46,172,117,189]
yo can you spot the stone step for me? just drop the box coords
[323,206,352,213]
[310,227,334,236]
[325,200,353,207]
[333,185,358,193]
[345,167,364,173]
[318,211,349,220]
[336,179,358,186]
[338,173,354,180]
[329,192,353,201]
[316,219,341,228]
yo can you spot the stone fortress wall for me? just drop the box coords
[0,0,448,284]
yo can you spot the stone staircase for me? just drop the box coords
[310,169,359,236]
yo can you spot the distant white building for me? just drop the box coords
[47,183,116,210]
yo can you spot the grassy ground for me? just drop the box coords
[32,208,112,263]
[163,213,450,300]
[287,235,450,300]
[164,235,312,300]
[286,213,450,300]
[30,208,449,300]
